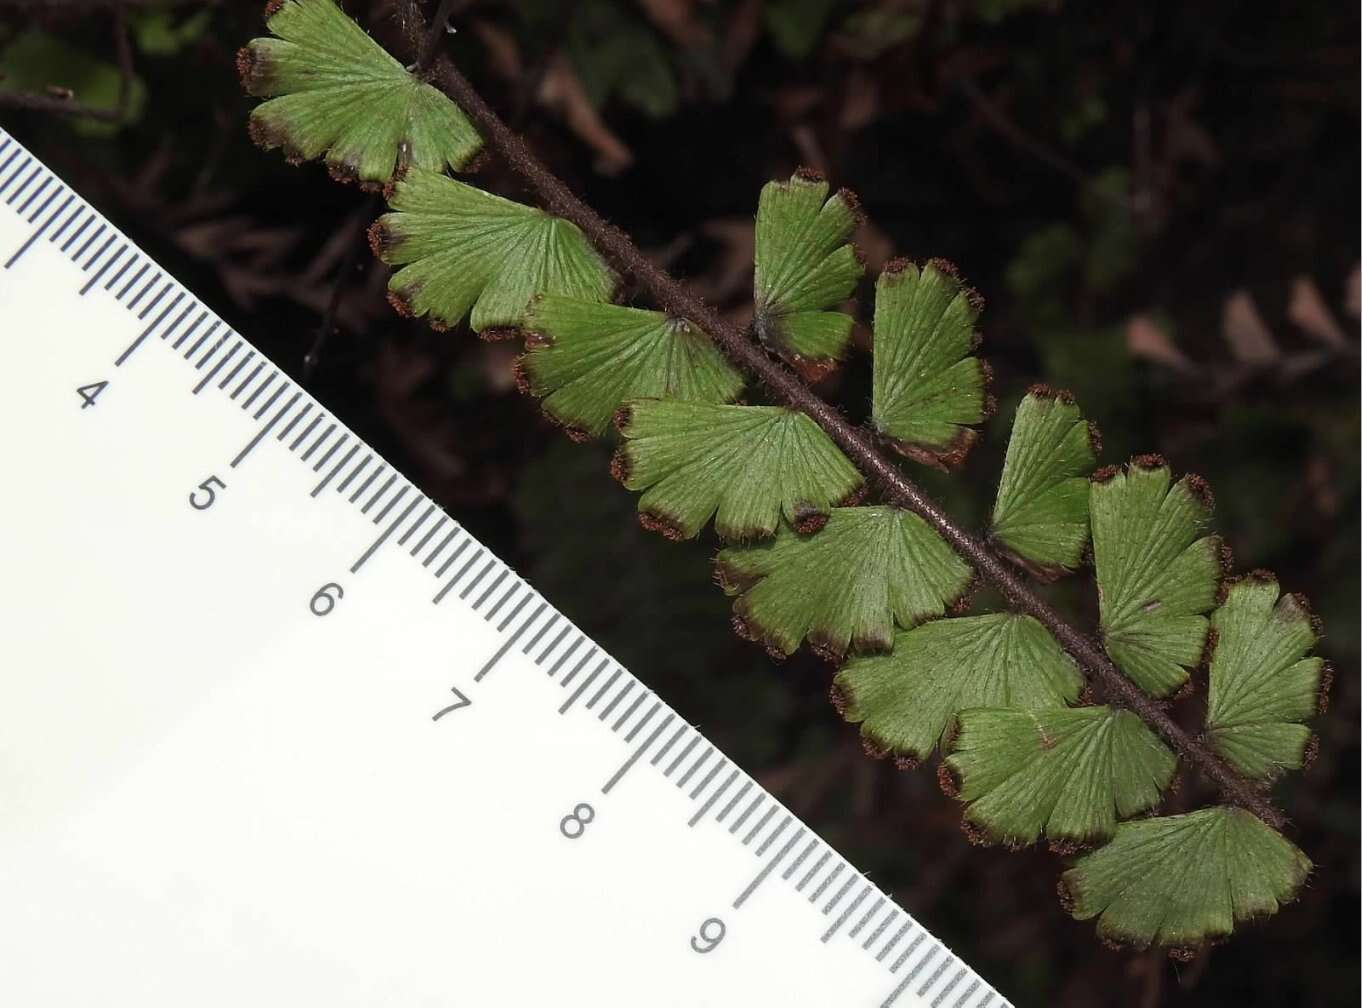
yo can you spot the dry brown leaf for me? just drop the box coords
[1126,314,1196,373]
[537,53,633,175]
[1222,289,1280,366]
[1287,276,1350,348]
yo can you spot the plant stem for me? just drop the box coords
[394,1,1285,832]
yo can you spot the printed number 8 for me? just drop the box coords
[559,802,595,839]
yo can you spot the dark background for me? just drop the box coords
[3,1,1357,1004]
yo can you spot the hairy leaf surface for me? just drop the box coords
[520,298,743,437]
[833,614,1081,763]
[373,171,614,333]
[1206,574,1326,779]
[615,401,862,541]
[240,0,480,185]
[870,260,990,469]
[1061,807,1310,950]
[990,389,1097,578]
[717,506,971,658]
[946,706,1174,847]
[1092,460,1221,697]
[753,171,863,374]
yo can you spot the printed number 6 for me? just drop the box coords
[310,582,344,616]
[690,917,726,954]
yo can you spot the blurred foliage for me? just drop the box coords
[1,0,1356,1004]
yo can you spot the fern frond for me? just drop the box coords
[870,259,991,470]
[1206,573,1328,779]
[1060,807,1310,952]
[716,506,972,658]
[833,614,1082,765]
[239,0,480,185]
[613,401,863,541]
[371,170,614,334]
[989,387,1098,579]
[519,297,744,438]
[1091,458,1222,697]
[753,170,864,378]
[945,706,1175,848]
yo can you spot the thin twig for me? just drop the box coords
[304,195,379,381]
[0,5,133,122]
[416,0,458,72]
[392,1,1286,831]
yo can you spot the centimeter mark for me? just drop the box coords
[0,128,1006,1008]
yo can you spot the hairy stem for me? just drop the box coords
[394,0,1284,832]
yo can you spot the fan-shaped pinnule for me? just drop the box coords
[1059,806,1310,953]
[612,400,863,541]
[716,506,972,660]
[989,386,1099,580]
[1091,457,1223,698]
[370,170,615,335]
[832,613,1081,766]
[1205,572,1329,780]
[943,705,1174,849]
[752,169,864,380]
[239,0,481,186]
[516,297,744,440]
[870,259,993,470]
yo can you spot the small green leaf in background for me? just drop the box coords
[717,506,972,659]
[1091,459,1221,697]
[1061,807,1311,951]
[0,30,146,137]
[567,0,679,119]
[239,0,480,185]
[989,387,1098,579]
[615,401,862,541]
[753,170,863,377]
[372,170,614,334]
[834,614,1081,764]
[946,706,1174,847]
[520,298,743,438]
[871,259,991,470]
[131,9,212,57]
[765,0,841,60]
[1206,573,1328,779]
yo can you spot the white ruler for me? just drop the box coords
[0,127,1008,1008]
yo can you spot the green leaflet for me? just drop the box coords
[615,401,862,541]
[834,614,1081,764]
[1206,574,1326,779]
[372,170,614,333]
[239,0,480,185]
[1091,459,1221,698]
[945,706,1174,847]
[870,260,990,470]
[753,171,863,374]
[717,506,971,659]
[519,297,744,438]
[989,388,1097,579]
[1061,807,1311,950]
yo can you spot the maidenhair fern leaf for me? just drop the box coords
[519,297,744,438]
[833,614,1081,765]
[1205,573,1328,780]
[613,400,862,541]
[753,170,864,377]
[716,506,971,659]
[239,0,480,185]
[870,259,991,470]
[1061,807,1310,951]
[371,170,614,334]
[1091,458,1222,698]
[945,706,1174,848]
[990,387,1098,579]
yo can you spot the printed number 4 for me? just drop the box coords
[76,381,107,408]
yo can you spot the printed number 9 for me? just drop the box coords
[690,917,726,954]
[310,582,344,616]
[559,802,595,839]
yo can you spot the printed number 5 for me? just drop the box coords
[189,475,226,510]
